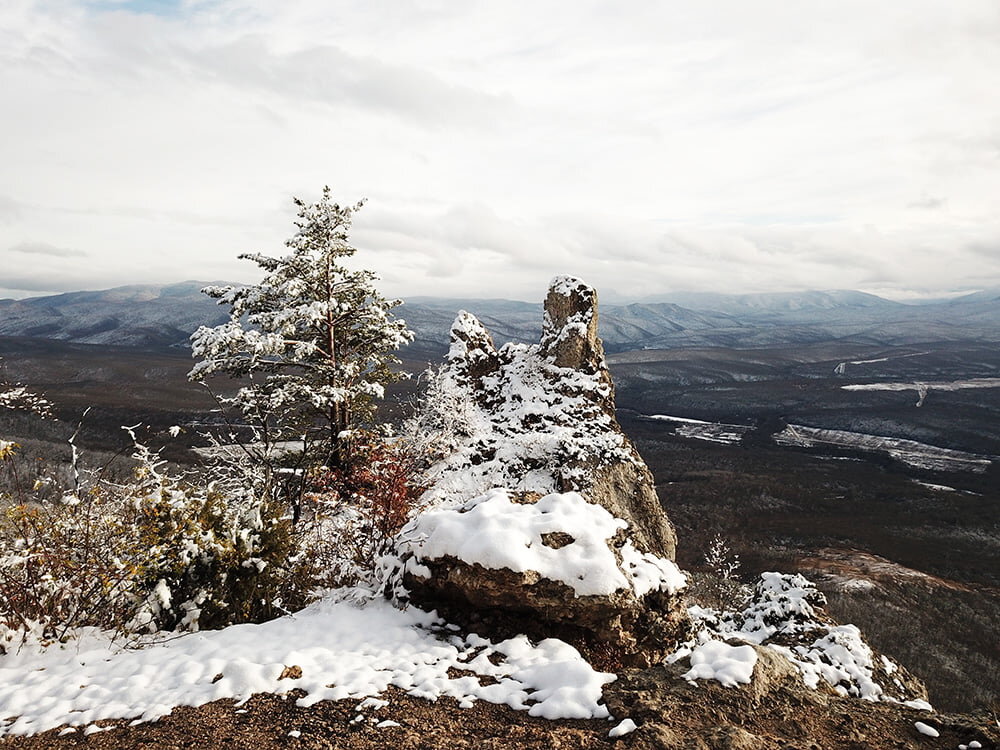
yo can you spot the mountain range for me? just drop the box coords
[1,282,999,353]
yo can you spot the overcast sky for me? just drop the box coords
[2,0,999,302]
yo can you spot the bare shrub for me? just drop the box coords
[0,436,301,649]
[298,431,426,590]
[685,533,752,611]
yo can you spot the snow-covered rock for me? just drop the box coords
[396,489,686,655]
[398,277,686,657]
[682,572,928,704]
[412,275,677,557]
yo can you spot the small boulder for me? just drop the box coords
[396,489,687,656]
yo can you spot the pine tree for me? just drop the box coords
[189,187,413,472]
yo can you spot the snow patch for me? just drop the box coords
[647,414,753,445]
[682,641,757,687]
[398,489,684,598]
[0,594,614,737]
[608,718,637,737]
[679,573,924,705]
[775,424,993,473]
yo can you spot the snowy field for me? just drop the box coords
[0,594,615,737]
[841,377,1000,407]
[775,424,994,473]
[646,414,754,445]
[646,414,995,473]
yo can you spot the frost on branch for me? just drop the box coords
[0,429,301,648]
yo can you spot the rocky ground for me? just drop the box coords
[3,670,997,750]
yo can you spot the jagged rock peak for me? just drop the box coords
[398,277,685,658]
[448,310,497,361]
[540,275,605,373]
[447,310,500,381]
[422,276,677,560]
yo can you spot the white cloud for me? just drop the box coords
[9,240,87,257]
[0,196,21,223]
[1,0,999,301]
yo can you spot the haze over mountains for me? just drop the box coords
[1,282,999,353]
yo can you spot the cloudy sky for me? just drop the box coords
[2,0,999,302]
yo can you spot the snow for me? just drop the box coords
[0,594,615,737]
[843,377,1000,396]
[619,540,687,596]
[775,424,993,473]
[548,275,589,297]
[400,489,625,596]
[913,480,957,492]
[608,718,637,737]
[833,350,930,374]
[837,375,1000,408]
[679,573,924,705]
[913,721,939,737]
[647,414,753,445]
[682,641,757,687]
[397,489,684,598]
[778,625,885,699]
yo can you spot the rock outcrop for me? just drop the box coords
[413,275,676,559]
[683,572,929,704]
[397,276,685,659]
[602,649,987,750]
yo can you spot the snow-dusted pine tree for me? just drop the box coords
[189,188,413,474]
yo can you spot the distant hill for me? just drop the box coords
[2,282,1000,353]
[0,282,228,349]
[945,287,1000,305]
[644,289,901,316]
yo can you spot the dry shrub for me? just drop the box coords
[0,405,428,649]
[0,440,300,650]
[684,533,753,611]
[299,431,426,589]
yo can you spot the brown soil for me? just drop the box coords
[603,655,1000,750]
[0,688,611,750]
[3,667,997,750]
